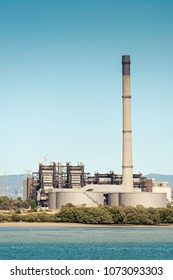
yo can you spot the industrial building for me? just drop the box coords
[24,55,171,209]
[24,162,171,208]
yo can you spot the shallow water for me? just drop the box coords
[0,226,173,259]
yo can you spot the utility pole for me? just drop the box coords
[2,174,8,197]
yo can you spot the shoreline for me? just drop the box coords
[0,222,173,227]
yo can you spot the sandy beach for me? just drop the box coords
[0,222,173,227]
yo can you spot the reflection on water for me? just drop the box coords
[0,226,173,259]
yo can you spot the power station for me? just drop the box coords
[24,56,171,208]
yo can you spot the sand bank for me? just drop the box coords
[0,222,173,227]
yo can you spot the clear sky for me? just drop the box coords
[0,0,173,176]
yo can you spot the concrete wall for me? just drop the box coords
[152,186,171,202]
[107,193,119,206]
[48,190,104,209]
[48,192,57,209]
[48,189,167,209]
[152,181,169,187]
[119,192,167,208]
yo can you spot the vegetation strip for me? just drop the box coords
[0,196,173,224]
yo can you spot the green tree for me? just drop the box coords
[11,214,21,222]
[0,196,11,210]
[158,208,173,223]
[58,206,113,224]
[27,199,36,209]
[147,207,160,224]
[108,206,126,224]
[0,214,6,222]
[21,200,30,209]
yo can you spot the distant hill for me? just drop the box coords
[145,174,173,189]
[0,174,25,198]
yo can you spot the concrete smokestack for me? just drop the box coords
[122,55,133,191]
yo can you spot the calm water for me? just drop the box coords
[0,226,173,260]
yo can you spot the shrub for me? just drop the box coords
[147,207,160,224]
[13,200,22,208]
[15,209,21,214]
[27,208,37,213]
[21,201,30,209]
[27,200,36,209]
[108,206,126,224]
[0,196,34,211]
[20,213,60,223]
[35,213,51,222]
[122,206,154,225]
[0,214,6,222]
[122,206,138,224]
[57,207,80,223]
[57,205,164,225]
[46,214,61,222]
[4,214,12,222]
[62,203,76,208]
[21,214,37,222]
[58,206,113,224]
[84,207,113,224]
[158,208,173,223]
[0,196,11,210]
[11,214,21,222]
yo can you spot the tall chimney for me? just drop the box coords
[122,55,133,191]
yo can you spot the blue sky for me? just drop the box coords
[0,0,173,175]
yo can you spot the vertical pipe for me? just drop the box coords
[122,55,133,191]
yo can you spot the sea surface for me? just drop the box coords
[0,226,173,260]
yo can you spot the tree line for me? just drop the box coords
[0,196,36,211]
[56,205,173,224]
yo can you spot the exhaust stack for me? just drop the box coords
[122,55,133,191]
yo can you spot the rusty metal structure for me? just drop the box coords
[66,162,85,188]
[94,172,122,185]
[28,162,87,206]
